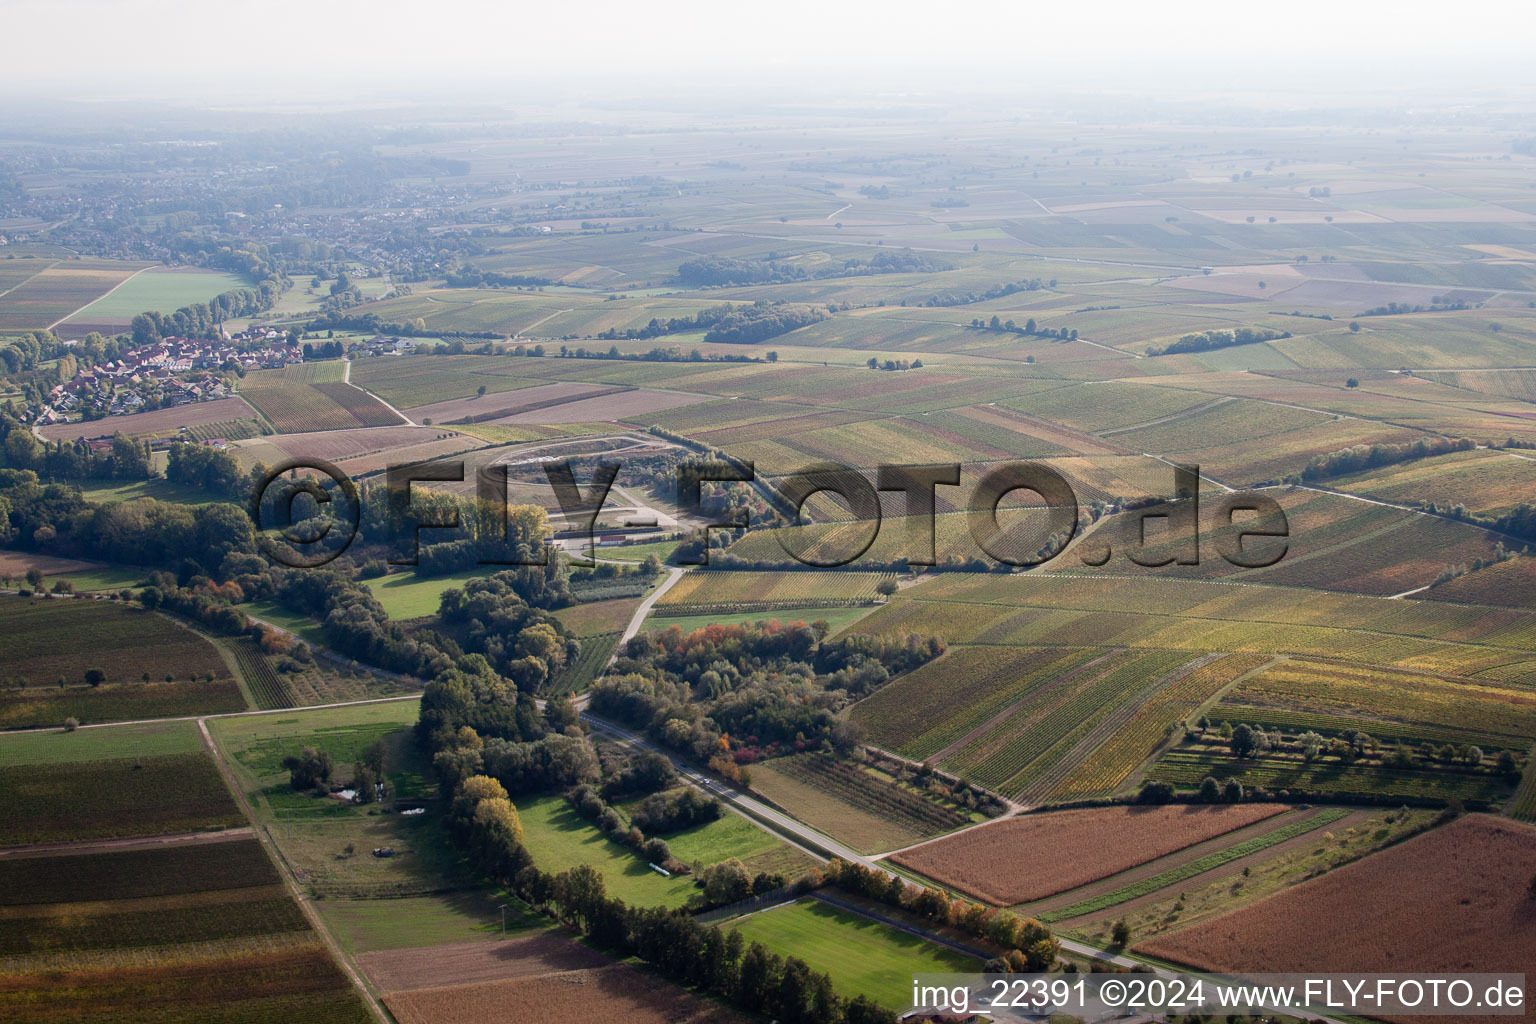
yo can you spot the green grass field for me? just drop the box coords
[61,268,250,322]
[518,793,699,907]
[725,897,979,1007]
[0,718,203,766]
[243,599,329,646]
[363,567,497,619]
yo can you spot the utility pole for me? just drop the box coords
[498,903,509,939]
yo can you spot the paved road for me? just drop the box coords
[619,565,686,644]
[580,711,879,868]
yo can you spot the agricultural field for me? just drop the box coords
[747,753,975,854]
[1034,806,1350,922]
[1137,814,1536,1020]
[36,396,260,442]
[889,804,1286,906]
[724,897,980,1008]
[59,267,250,332]
[850,573,1536,682]
[0,838,373,1024]
[1326,447,1536,516]
[1416,554,1536,608]
[651,569,894,616]
[239,365,404,432]
[0,258,151,331]
[0,719,245,846]
[0,596,244,727]
[363,934,751,1024]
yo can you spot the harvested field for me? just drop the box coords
[889,804,1286,906]
[382,965,749,1024]
[357,933,607,991]
[0,550,104,578]
[263,424,476,464]
[652,570,892,615]
[0,260,150,332]
[488,386,712,425]
[1138,814,1536,1024]
[36,397,258,442]
[240,368,404,433]
[405,380,627,423]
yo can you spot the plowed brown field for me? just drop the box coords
[355,933,607,991]
[384,966,751,1024]
[890,804,1286,906]
[1138,814,1536,1024]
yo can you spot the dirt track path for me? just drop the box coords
[0,826,254,860]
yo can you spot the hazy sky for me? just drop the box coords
[7,0,1534,101]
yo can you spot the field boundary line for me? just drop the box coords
[46,264,153,331]
[1022,652,1227,806]
[0,257,58,300]
[929,648,1123,766]
[1116,654,1290,794]
[196,717,392,1024]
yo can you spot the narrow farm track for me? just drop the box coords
[45,264,152,330]
[0,826,255,860]
[195,717,391,1024]
[1016,652,1226,807]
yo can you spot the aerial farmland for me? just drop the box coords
[2,16,1536,1023]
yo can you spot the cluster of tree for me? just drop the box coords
[1147,327,1288,357]
[679,250,949,288]
[1195,775,1247,803]
[822,858,1059,971]
[1295,436,1476,482]
[968,315,1077,341]
[697,858,790,906]
[629,785,722,833]
[129,285,279,344]
[1489,505,1536,545]
[164,442,246,499]
[308,311,499,340]
[857,185,891,199]
[1358,299,1474,317]
[864,357,922,371]
[588,621,943,770]
[911,279,1046,308]
[2,423,155,483]
[567,783,686,873]
[139,574,252,636]
[443,265,554,288]
[702,305,828,345]
[270,567,453,681]
[501,853,894,1024]
[0,468,255,577]
[301,340,346,360]
[593,302,748,341]
[282,746,334,792]
[436,573,579,690]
